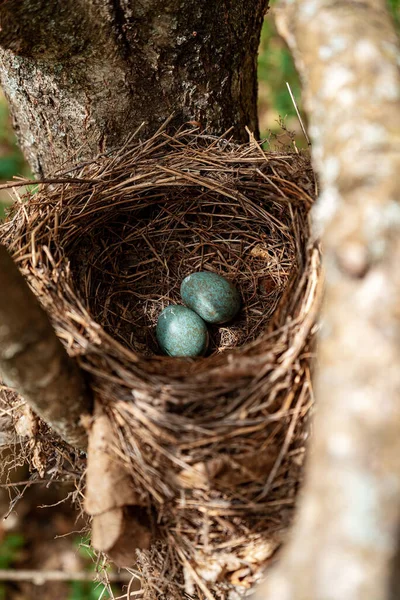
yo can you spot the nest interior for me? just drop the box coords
[0,129,320,598]
[74,183,295,357]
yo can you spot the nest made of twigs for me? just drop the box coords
[0,128,320,598]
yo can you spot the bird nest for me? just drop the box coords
[0,128,320,598]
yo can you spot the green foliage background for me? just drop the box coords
[0,534,24,600]
[258,0,399,136]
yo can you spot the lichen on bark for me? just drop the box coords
[256,1,400,599]
[0,0,267,176]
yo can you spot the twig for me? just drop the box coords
[0,177,99,190]
[0,479,73,488]
[286,82,311,146]
[0,569,131,584]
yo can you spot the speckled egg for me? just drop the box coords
[156,305,209,357]
[180,271,241,324]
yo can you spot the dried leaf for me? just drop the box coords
[92,506,152,567]
[14,405,38,438]
[176,449,278,490]
[85,402,143,516]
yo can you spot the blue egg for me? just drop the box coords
[180,272,241,324]
[156,305,209,357]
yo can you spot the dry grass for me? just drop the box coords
[0,127,321,598]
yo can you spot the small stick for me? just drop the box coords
[0,478,73,488]
[0,569,131,584]
[286,81,311,146]
[0,177,99,190]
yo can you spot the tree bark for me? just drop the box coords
[0,0,266,447]
[0,245,91,450]
[256,1,400,599]
[0,0,267,177]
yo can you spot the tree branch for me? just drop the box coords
[256,1,400,599]
[0,246,91,450]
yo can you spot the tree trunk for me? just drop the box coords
[256,1,400,599]
[0,0,267,177]
[0,0,267,450]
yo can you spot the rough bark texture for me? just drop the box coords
[0,0,267,449]
[257,1,400,599]
[0,0,267,177]
[0,245,91,449]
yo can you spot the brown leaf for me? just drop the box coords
[31,441,47,478]
[175,457,225,490]
[176,449,278,490]
[218,450,278,487]
[91,507,123,552]
[250,244,271,260]
[85,402,144,516]
[92,506,152,568]
[14,405,38,438]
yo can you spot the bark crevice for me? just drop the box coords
[0,0,267,176]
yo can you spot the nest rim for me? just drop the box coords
[0,128,321,598]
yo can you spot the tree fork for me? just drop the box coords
[0,0,267,177]
[0,245,92,450]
